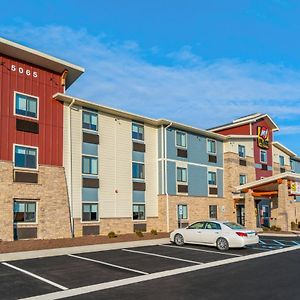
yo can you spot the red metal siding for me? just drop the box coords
[215,123,251,136]
[0,55,64,166]
[252,119,273,180]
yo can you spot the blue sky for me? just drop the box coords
[1,0,300,153]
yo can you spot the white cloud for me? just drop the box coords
[2,23,300,131]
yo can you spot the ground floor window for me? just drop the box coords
[177,204,188,220]
[209,205,217,219]
[82,203,98,221]
[14,201,36,223]
[133,204,145,220]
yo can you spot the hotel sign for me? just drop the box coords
[291,182,300,195]
[257,126,269,149]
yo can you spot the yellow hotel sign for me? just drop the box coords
[257,126,269,149]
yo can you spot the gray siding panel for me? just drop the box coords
[158,160,163,194]
[217,169,224,198]
[167,161,176,195]
[188,165,208,196]
[132,151,145,162]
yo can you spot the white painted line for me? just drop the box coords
[273,240,285,246]
[68,254,148,275]
[122,248,202,265]
[160,244,242,257]
[20,245,300,300]
[2,262,68,291]
[259,240,266,245]
[292,241,300,245]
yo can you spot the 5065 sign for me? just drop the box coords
[11,65,38,78]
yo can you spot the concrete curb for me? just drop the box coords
[0,238,170,262]
[258,232,300,237]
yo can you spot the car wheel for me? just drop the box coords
[216,237,229,251]
[174,233,185,246]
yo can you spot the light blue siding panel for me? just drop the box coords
[167,161,177,195]
[188,165,208,196]
[82,142,98,156]
[82,187,99,202]
[132,151,144,162]
[217,169,224,197]
[133,191,145,203]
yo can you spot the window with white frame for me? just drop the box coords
[82,203,98,221]
[207,139,216,154]
[177,204,188,220]
[82,111,98,131]
[209,205,218,219]
[291,160,296,172]
[176,131,187,148]
[14,201,36,223]
[238,145,246,158]
[177,167,187,182]
[208,171,217,185]
[260,150,267,163]
[132,162,145,179]
[239,174,247,185]
[132,123,144,141]
[133,204,145,220]
[15,92,38,119]
[14,145,37,169]
[279,155,285,166]
[82,156,98,175]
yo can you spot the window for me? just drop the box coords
[176,131,187,148]
[14,145,37,169]
[238,145,246,158]
[207,139,216,154]
[133,204,145,220]
[82,111,98,131]
[239,174,247,185]
[177,167,187,182]
[279,155,285,166]
[291,160,296,172]
[209,205,218,219]
[82,187,98,202]
[132,123,144,141]
[14,201,36,223]
[15,92,38,119]
[82,142,98,156]
[188,222,206,229]
[132,162,145,179]
[177,204,188,219]
[260,150,267,163]
[206,222,221,229]
[82,203,98,221]
[208,171,217,185]
[82,156,98,175]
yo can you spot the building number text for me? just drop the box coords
[11,65,38,78]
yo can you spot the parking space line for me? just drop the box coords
[292,241,300,245]
[2,262,68,291]
[160,244,242,257]
[259,240,266,245]
[122,249,202,264]
[21,244,300,300]
[273,240,286,246]
[68,254,149,275]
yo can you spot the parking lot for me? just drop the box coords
[1,236,300,300]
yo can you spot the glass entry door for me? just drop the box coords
[236,204,245,226]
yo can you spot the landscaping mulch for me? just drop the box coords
[0,232,169,254]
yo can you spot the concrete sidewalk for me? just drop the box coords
[0,238,170,262]
[258,232,300,237]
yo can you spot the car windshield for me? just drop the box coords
[224,222,245,230]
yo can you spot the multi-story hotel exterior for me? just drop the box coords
[1,37,300,241]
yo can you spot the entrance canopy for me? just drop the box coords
[236,172,300,197]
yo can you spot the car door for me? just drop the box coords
[184,222,206,243]
[201,222,222,244]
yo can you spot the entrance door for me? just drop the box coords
[256,200,270,228]
[236,204,245,226]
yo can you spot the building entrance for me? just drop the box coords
[236,204,245,226]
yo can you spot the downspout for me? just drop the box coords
[164,122,173,232]
[69,98,75,238]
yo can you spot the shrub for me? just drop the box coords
[270,225,281,232]
[108,231,117,238]
[135,230,144,237]
[150,229,158,235]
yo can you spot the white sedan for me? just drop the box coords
[170,220,259,251]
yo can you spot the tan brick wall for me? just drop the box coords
[0,161,71,241]
[272,162,291,175]
[158,195,234,232]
